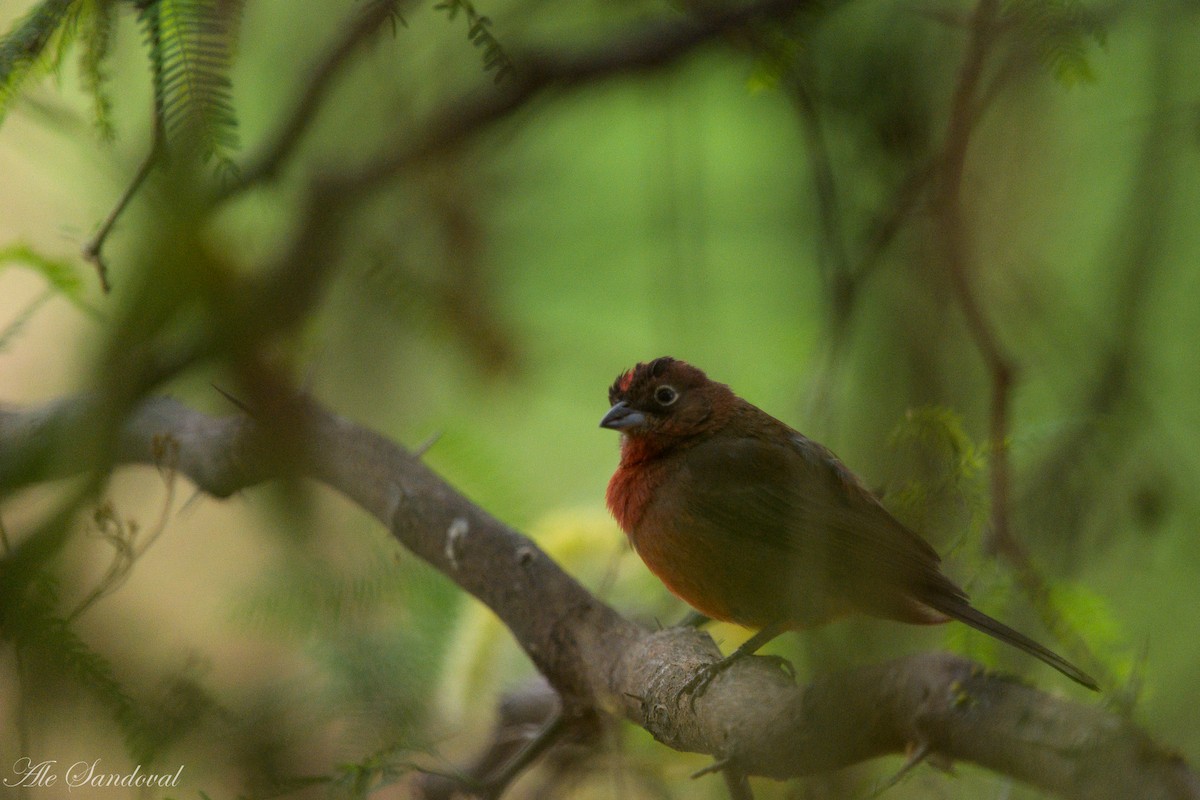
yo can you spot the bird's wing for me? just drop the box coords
[673,431,966,621]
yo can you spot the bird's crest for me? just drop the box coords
[609,357,682,403]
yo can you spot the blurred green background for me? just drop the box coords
[1,0,1198,798]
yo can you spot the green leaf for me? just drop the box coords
[1004,0,1107,88]
[0,288,53,353]
[8,574,157,762]
[0,0,82,124]
[745,32,803,95]
[139,0,242,169]
[0,241,81,294]
[434,0,512,83]
[888,406,984,468]
[884,406,988,538]
[77,0,117,139]
[0,242,102,318]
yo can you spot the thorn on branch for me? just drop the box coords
[413,431,442,458]
[692,756,732,779]
[867,740,935,798]
[211,383,254,415]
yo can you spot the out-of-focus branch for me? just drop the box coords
[931,0,1105,682]
[414,679,596,800]
[935,0,1012,548]
[220,0,413,198]
[230,0,823,367]
[90,0,801,298]
[0,395,1195,799]
[1020,3,1176,568]
[329,0,815,200]
[82,0,407,291]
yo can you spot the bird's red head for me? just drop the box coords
[600,357,734,444]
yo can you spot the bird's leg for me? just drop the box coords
[678,622,792,705]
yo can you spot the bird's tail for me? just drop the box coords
[931,596,1099,691]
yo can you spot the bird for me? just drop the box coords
[600,356,1098,694]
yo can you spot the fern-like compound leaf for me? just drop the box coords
[0,0,82,123]
[138,0,241,170]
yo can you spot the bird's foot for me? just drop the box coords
[758,653,796,681]
[676,659,731,708]
[676,651,795,708]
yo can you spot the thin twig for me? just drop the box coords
[219,0,411,199]
[66,438,179,622]
[692,758,755,800]
[230,0,816,361]
[480,711,567,799]
[788,75,853,318]
[933,0,1017,557]
[81,133,163,293]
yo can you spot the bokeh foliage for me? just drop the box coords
[1,0,1198,798]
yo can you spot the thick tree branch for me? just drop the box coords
[0,395,1195,799]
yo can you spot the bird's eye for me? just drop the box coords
[654,385,679,406]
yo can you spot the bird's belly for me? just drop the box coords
[629,516,849,629]
[632,529,748,624]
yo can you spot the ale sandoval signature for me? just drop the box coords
[5,758,184,790]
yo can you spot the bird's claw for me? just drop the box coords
[760,653,796,681]
[675,653,797,709]
[676,662,724,709]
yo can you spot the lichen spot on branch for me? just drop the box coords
[445,517,469,570]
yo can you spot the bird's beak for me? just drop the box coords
[600,401,646,431]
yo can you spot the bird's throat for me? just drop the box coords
[617,431,678,465]
[606,437,674,532]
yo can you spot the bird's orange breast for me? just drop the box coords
[608,457,744,622]
[610,448,857,630]
[606,463,656,533]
